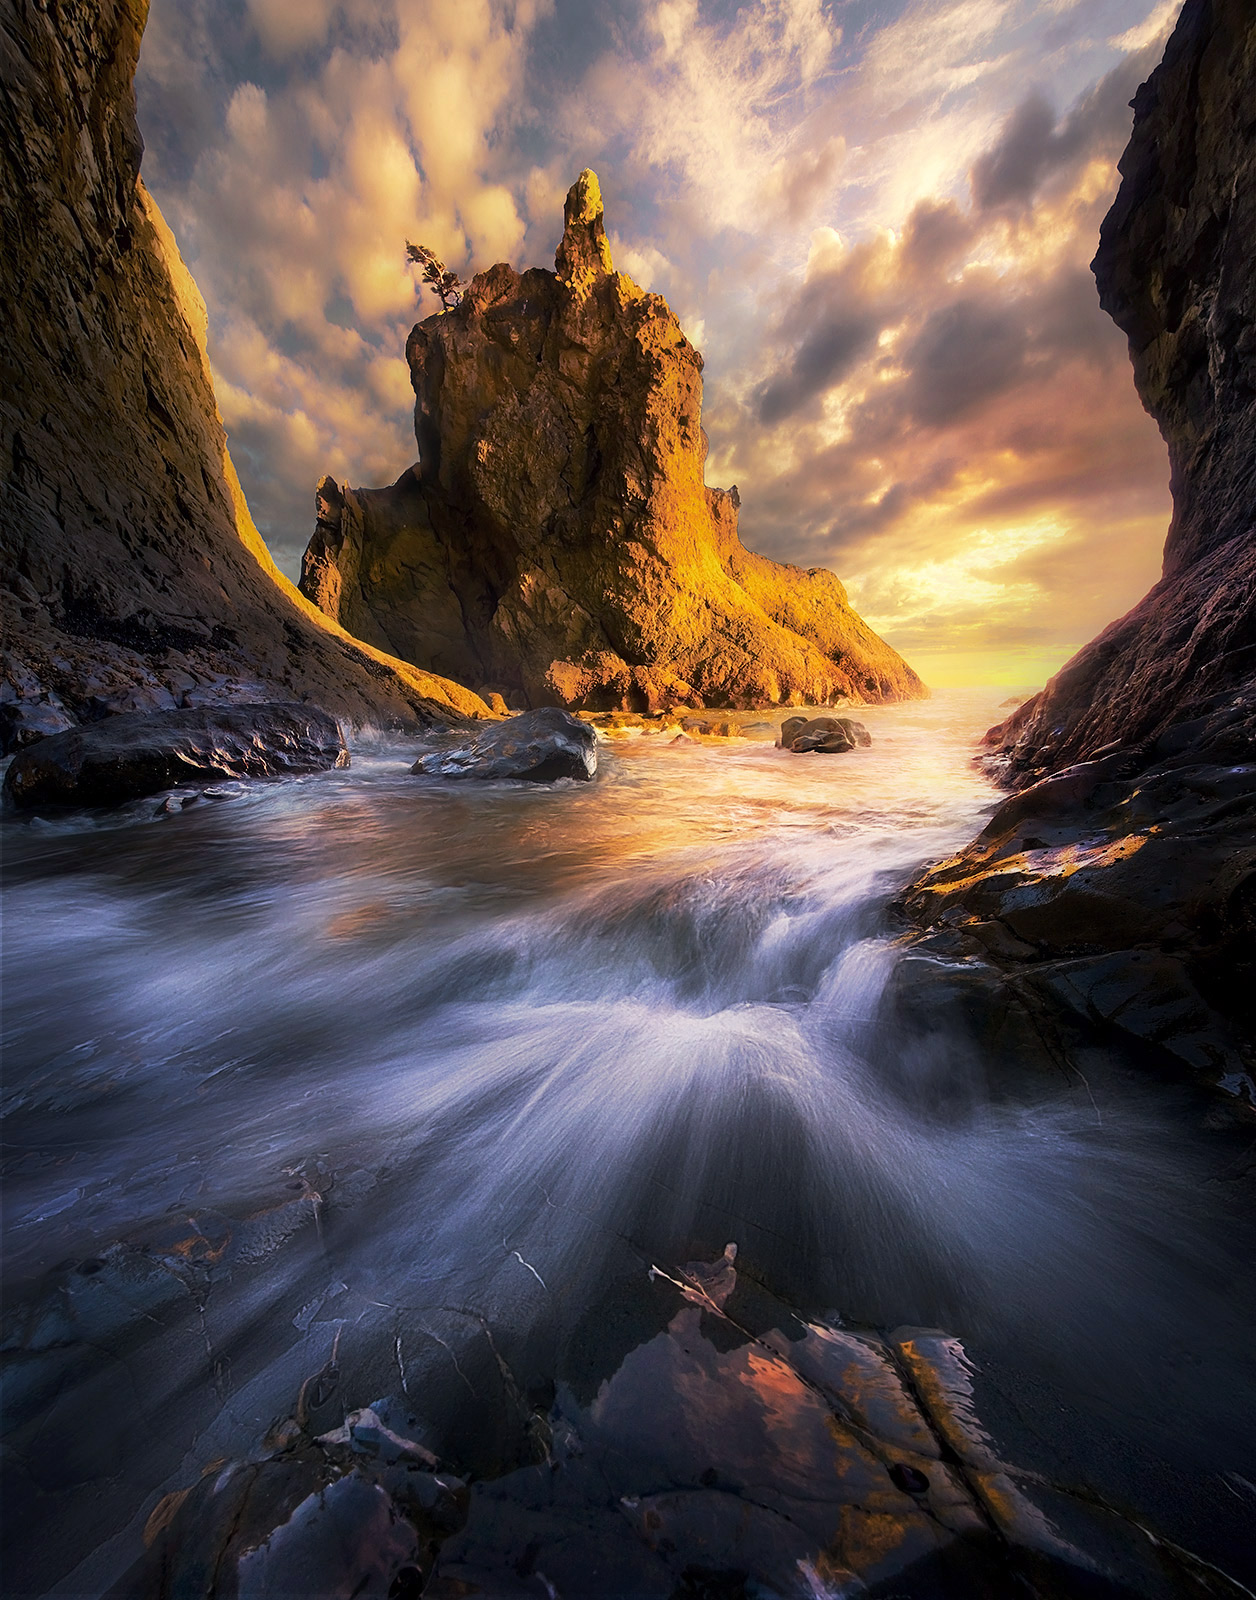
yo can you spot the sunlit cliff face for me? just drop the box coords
[136,0,1181,688]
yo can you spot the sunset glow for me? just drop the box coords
[136,0,1179,687]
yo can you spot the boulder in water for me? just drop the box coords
[412,707,597,783]
[785,715,872,754]
[3,705,349,809]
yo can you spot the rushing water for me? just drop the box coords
[3,690,1255,1597]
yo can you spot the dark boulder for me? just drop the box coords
[3,705,349,809]
[412,707,597,783]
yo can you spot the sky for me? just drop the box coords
[135,0,1183,689]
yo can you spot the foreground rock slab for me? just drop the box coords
[3,705,349,809]
[412,707,597,783]
[72,1240,1246,1600]
[106,1402,467,1600]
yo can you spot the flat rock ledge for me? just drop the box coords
[412,707,597,783]
[3,705,349,810]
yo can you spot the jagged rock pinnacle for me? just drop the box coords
[554,168,614,296]
[305,162,924,712]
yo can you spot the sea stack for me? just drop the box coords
[300,171,924,713]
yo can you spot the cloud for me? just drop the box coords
[137,0,555,569]
[970,90,1060,209]
[247,0,338,56]
[757,308,881,424]
[970,43,1162,212]
[1111,0,1180,53]
[135,0,1178,683]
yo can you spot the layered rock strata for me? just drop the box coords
[301,172,924,712]
[904,0,1256,1092]
[0,0,486,752]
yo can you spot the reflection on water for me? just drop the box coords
[2,692,1255,1596]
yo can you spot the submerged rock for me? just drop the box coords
[412,707,597,783]
[3,705,349,809]
[300,173,925,713]
[426,1247,1246,1600]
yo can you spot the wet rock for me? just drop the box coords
[786,715,872,753]
[899,760,1256,1086]
[86,684,180,719]
[4,705,349,810]
[299,173,924,713]
[0,698,75,753]
[412,707,597,783]
[107,1404,468,1600]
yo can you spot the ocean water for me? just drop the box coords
[3,691,1254,1595]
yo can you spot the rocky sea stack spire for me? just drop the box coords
[301,171,924,712]
[554,168,616,296]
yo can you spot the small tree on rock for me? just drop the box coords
[405,242,464,311]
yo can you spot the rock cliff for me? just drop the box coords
[300,171,924,712]
[988,0,1256,783]
[0,0,486,750]
[902,0,1256,1093]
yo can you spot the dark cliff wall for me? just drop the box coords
[0,0,485,742]
[300,171,925,714]
[991,0,1256,783]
